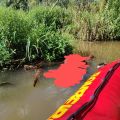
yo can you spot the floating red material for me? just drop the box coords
[44,54,91,88]
[48,59,120,120]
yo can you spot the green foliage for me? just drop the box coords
[78,10,109,40]
[67,0,120,41]
[0,0,120,68]
[29,6,72,30]
[0,6,73,67]
[6,0,29,11]
[0,42,11,66]
[28,25,73,61]
[27,6,73,61]
[0,8,30,59]
[104,0,120,39]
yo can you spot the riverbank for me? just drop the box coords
[0,0,120,70]
[0,6,73,70]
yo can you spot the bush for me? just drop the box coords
[78,10,109,41]
[0,41,11,66]
[0,6,73,65]
[29,6,72,30]
[26,6,73,61]
[67,0,120,41]
[0,8,31,59]
[104,0,120,39]
[27,24,73,61]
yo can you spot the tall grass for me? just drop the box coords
[65,0,120,41]
[104,0,120,39]
[0,0,120,67]
[0,6,73,67]
[0,7,31,59]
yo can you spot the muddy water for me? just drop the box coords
[0,67,84,120]
[76,41,120,63]
[0,41,120,120]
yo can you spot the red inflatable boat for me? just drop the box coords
[48,60,120,120]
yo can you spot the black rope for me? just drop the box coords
[67,62,120,120]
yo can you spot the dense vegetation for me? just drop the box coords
[0,0,120,69]
[0,6,73,67]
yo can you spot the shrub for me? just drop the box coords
[29,6,72,30]
[0,8,31,59]
[104,0,120,39]
[0,42,11,66]
[0,7,73,63]
[27,25,73,61]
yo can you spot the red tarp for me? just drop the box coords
[44,54,91,88]
[48,60,120,120]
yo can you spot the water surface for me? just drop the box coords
[0,41,120,120]
[0,68,81,120]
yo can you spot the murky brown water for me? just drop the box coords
[75,41,120,63]
[0,67,82,120]
[0,41,120,120]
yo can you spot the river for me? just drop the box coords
[0,41,120,120]
[0,67,83,120]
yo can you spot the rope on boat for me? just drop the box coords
[68,62,120,120]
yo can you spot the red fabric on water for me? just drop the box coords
[44,54,90,88]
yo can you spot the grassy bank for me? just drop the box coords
[66,0,120,41]
[0,6,73,69]
[0,0,120,69]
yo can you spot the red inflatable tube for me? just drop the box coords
[48,60,120,120]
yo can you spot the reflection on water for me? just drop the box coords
[0,41,120,120]
[76,41,120,63]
